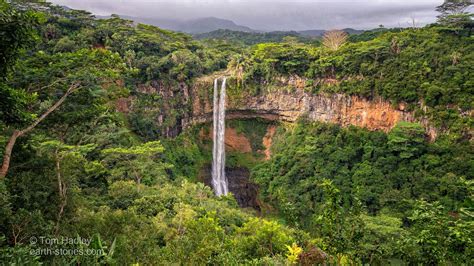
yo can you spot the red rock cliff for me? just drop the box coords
[186,76,437,139]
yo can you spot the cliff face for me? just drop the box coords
[117,80,191,138]
[116,76,443,210]
[201,127,253,153]
[117,75,437,140]
[186,76,437,139]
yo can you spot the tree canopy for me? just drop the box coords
[0,0,472,265]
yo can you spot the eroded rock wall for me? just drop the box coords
[116,76,437,140]
[186,76,437,139]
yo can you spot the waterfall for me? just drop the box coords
[212,77,229,196]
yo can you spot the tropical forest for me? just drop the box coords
[0,0,473,265]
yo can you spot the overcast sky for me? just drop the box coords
[49,0,445,31]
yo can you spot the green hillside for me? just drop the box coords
[0,1,473,265]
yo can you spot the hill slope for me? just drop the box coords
[101,15,254,33]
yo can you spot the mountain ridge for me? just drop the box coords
[97,15,254,34]
[97,13,365,35]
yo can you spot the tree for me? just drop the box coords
[436,0,473,30]
[36,140,96,234]
[165,214,225,264]
[400,200,473,264]
[0,1,40,125]
[436,0,472,19]
[352,162,388,214]
[312,179,364,260]
[234,218,294,259]
[0,83,80,178]
[359,214,405,264]
[388,122,425,159]
[101,141,172,186]
[322,30,348,51]
[0,1,40,77]
[1,48,125,178]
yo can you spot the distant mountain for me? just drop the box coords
[98,15,254,34]
[180,17,253,34]
[96,13,365,36]
[59,5,72,11]
[341,28,365,35]
[298,28,364,37]
[297,29,326,37]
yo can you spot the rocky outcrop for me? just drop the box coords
[185,76,438,139]
[222,128,253,153]
[116,80,191,138]
[116,75,438,140]
[201,127,253,153]
[262,125,277,160]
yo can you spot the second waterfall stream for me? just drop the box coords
[212,77,229,196]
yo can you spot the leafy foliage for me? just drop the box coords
[0,0,41,77]
[252,120,473,263]
[0,1,41,125]
[240,25,473,136]
[0,1,472,265]
[194,29,319,46]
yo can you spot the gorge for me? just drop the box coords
[115,74,443,206]
[2,2,472,264]
[116,75,444,209]
[118,75,439,141]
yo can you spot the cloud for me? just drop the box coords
[48,0,443,30]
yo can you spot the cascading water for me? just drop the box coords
[212,77,229,196]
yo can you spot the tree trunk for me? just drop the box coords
[0,130,21,178]
[0,83,79,179]
[54,150,67,236]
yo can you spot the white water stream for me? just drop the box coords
[212,77,228,196]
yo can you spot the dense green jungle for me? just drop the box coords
[0,0,473,265]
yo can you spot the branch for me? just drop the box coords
[28,78,66,93]
[19,82,80,137]
[1,82,81,178]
